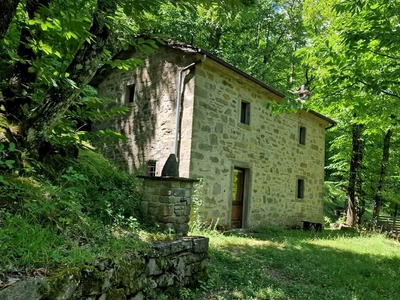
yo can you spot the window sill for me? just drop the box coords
[238,122,251,131]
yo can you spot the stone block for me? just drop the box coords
[0,278,44,300]
[172,189,186,197]
[175,204,192,216]
[158,222,175,233]
[199,143,213,151]
[147,203,160,215]
[183,197,192,206]
[192,237,209,253]
[160,187,172,196]
[154,274,175,287]
[157,204,174,217]
[146,258,163,276]
[180,182,193,189]
[161,216,189,224]
[184,187,192,196]
[169,240,192,254]
[184,265,192,277]
[152,242,172,256]
[170,180,181,188]
[158,195,173,203]
[174,223,189,235]
[130,291,144,300]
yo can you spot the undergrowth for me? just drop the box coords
[0,149,147,275]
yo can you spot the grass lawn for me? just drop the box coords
[188,227,400,300]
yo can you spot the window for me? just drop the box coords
[299,126,306,145]
[297,179,305,199]
[147,161,156,177]
[240,101,250,125]
[126,84,135,104]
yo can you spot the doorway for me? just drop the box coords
[231,167,247,228]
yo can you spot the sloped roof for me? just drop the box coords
[166,40,335,126]
[92,38,335,126]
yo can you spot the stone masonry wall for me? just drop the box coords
[0,237,209,300]
[96,46,196,177]
[190,58,328,227]
[95,44,329,228]
[140,176,197,235]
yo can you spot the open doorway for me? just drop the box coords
[231,167,248,228]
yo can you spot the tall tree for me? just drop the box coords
[147,0,308,92]
[301,0,400,225]
[0,0,250,158]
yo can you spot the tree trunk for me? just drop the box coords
[0,0,21,40]
[210,26,222,50]
[373,128,392,220]
[346,122,364,226]
[23,0,118,153]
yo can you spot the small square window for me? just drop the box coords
[147,161,156,177]
[126,84,135,104]
[297,179,305,199]
[240,101,250,125]
[299,126,306,145]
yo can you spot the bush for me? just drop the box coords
[0,149,145,273]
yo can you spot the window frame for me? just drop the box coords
[296,179,305,199]
[299,126,306,145]
[240,101,250,125]
[126,84,136,104]
[147,161,156,177]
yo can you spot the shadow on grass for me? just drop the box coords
[201,230,400,300]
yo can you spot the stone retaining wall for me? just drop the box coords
[0,237,209,300]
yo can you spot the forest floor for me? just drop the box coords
[186,227,400,300]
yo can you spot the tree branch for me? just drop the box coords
[370,50,400,60]
[24,0,119,151]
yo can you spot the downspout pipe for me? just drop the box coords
[174,55,206,157]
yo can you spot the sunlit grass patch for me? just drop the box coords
[186,227,400,300]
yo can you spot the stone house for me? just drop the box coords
[94,40,335,228]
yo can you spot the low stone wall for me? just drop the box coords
[0,237,209,300]
[139,176,197,235]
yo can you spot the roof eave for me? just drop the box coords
[195,48,286,99]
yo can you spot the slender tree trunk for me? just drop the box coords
[209,26,222,49]
[373,129,392,219]
[346,122,364,226]
[23,0,118,153]
[0,0,21,40]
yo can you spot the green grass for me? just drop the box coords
[0,149,148,274]
[186,227,400,300]
[0,211,148,273]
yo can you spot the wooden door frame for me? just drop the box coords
[229,162,252,228]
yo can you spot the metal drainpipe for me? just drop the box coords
[174,55,206,157]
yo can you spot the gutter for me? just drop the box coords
[308,109,336,129]
[174,55,207,157]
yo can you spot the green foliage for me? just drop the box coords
[323,181,347,222]
[72,150,142,229]
[47,85,130,152]
[189,178,205,233]
[0,209,146,273]
[0,149,144,273]
[0,142,19,171]
[147,0,307,92]
[188,228,400,299]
